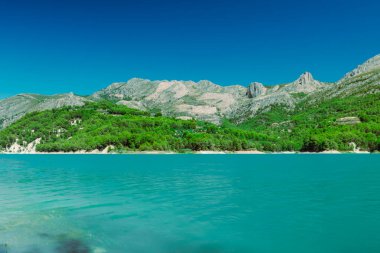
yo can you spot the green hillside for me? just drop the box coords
[236,92,380,152]
[0,102,274,152]
[0,93,379,153]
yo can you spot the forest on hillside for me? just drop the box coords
[0,96,379,153]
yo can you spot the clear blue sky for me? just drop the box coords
[0,0,379,97]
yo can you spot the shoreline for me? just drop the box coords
[0,150,374,155]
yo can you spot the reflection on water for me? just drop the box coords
[0,244,7,253]
[2,233,98,253]
[3,233,225,253]
[1,155,380,253]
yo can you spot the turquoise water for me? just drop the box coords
[0,155,379,253]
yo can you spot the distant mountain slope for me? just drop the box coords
[1,52,379,153]
[340,54,380,83]
[0,54,379,129]
[90,72,330,124]
[91,78,247,123]
[0,93,88,129]
[236,58,380,152]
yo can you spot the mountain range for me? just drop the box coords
[1,54,379,129]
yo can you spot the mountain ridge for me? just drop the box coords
[1,54,379,128]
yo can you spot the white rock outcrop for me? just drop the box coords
[247,82,267,98]
[281,72,327,93]
[6,138,41,153]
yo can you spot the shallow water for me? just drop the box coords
[0,154,379,253]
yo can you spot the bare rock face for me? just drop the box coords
[91,78,246,124]
[281,72,327,93]
[297,72,314,85]
[340,54,380,82]
[247,82,267,98]
[5,138,42,153]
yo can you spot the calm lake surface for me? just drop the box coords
[0,155,379,253]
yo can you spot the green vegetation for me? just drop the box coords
[236,93,380,152]
[0,101,275,152]
[0,90,379,153]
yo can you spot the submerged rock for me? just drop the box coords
[0,244,7,253]
[56,238,90,253]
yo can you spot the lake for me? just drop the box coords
[0,155,379,253]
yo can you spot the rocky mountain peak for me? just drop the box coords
[247,82,267,98]
[280,72,325,94]
[297,72,315,85]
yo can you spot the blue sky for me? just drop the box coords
[0,0,379,97]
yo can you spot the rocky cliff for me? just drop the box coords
[90,71,330,124]
[92,79,247,123]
